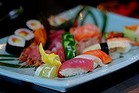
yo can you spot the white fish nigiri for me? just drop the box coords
[83,40,131,54]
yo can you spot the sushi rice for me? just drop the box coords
[26,19,43,30]
[7,35,25,47]
[14,28,34,41]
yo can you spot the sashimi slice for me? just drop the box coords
[70,24,102,42]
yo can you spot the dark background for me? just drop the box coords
[0,0,108,38]
[0,0,41,38]
[0,0,138,38]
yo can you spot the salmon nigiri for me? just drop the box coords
[70,24,102,54]
[83,50,112,64]
[58,58,93,77]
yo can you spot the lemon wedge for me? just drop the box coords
[34,64,59,78]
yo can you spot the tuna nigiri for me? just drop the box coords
[58,58,93,77]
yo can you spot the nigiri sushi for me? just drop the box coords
[83,40,131,54]
[70,24,102,54]
[82,39,132,59]
[83,50,112,64]
[75,54,106,68]
[58,58,93,77]
[106,37,139,46]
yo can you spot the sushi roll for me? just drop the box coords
[26,19,43,30]
[14,28,34,41]
[123,25,139,43]
[5,35,26,55]
[14,28,34,47]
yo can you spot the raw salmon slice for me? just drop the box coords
[83,50,112,64]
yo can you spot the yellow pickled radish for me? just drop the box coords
[39,43,61,66]
[47,53,61,66]
[39,43,49,63]
[35,64,59,78]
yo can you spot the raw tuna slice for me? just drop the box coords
[58,58,93,77]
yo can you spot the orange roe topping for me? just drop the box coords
[125,25,138,31]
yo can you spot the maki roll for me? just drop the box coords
[14,28,34,47]
[14,28,34,41]
[26,19,43,30]
[123,25,139,43]
[5,35,26,55]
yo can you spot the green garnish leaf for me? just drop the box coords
[0,54,18,57]
[0,62,34,68]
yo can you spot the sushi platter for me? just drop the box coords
[0,5,139,92]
